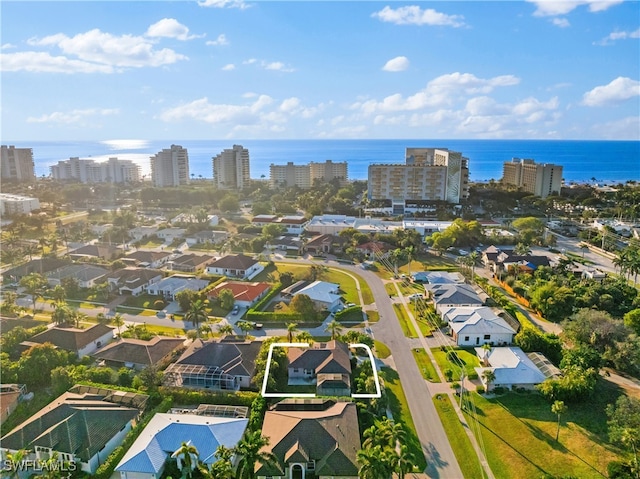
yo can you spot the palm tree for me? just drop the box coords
[218,323,235,336]
[19,272,48,312]
[51,303,72,325]
[325,319,343,340]
[237,320,254,338]
[482,369,496,392]
[50,284,66,305]
[184,299,208,337]
[112,313,125,336]
[468,251,479,278]
[357,445,393,479]
[171,441,200,479]
[552,400,568,442]
[207,445,234,479]
[234,430,277,479]
[69,309,88,328]
[481,343,492,366]
[3,449,30,479]
[295,330,314,345]
[286,322,298,342]
[394,444,416,479]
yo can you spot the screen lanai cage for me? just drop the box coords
[164,363,239,391]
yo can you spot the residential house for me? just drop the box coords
[426,283,484,314]
[2,258,70,283]
[290,281,343,312]
[186,230,229,246]
[169,254,215,273]
[481,245,512,269]
[355,241,394,258]
[270,235,303,254]
[122,250,171,269]
[482,245,551,274]
[412,270,465,284]
[93,337,186,370]
[442,306,517,347]
[0,386,148,474]
[0,384,26,425]
[278,216,309,235]
[146,275,209,301]
[287,340,352,397]
[128,226,160,242]
[164,337,262,390]
[156,228,187,243]
[19,323,115,358]
[106,268,164,296]
[205,254,264,280]
[115,413,248,479]
[68,243,122,261]
[252,214,278,227]
[46,264,109,288]
[474,346,560,391]
[208,281,271,308]
[303,234,334,255]
[582,268,607,282]
[170,212,219,226]
[256,399,361,479]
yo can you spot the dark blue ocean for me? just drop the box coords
[12,139,640,184]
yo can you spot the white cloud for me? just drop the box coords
[582,77,640,106]
[221,63,236,71]
[241,58,294,72]
[280,97,301,112]
[206,34,229,46]
[146,18,202,41]
[528,0,623,17]
[595,28,640,45]
[589,116,640,139]
[243,58,257,65]
[372,5,465,27]
[0,51,114,73]
[1,43,16,50]
[27,108,119,124]
[382,56,409,72]
[158,95,273,125]
[551,17,570,27]
[27,29,187,69]
[198,0,250,9]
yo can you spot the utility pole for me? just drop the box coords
[459,371,466,409]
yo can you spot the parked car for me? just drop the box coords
[232,305,239,315]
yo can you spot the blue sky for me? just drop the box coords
[2,0,639,141]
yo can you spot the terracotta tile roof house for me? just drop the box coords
[19,323,115,358]
[2,258,70,282]
[208,281,271,307]
[0,386,148,474]
[68,243,122,261]
[122,250,171,268]
[303,234,336,255]
[164,337,262,390]
[116,413,248,479]
[205,254,264,280]
[93,337,186,370]
[355,241,394,257]
[169,254,215,273]
[288,340,352,396]
[256,399,361,479]
[46,264,110,289]
[106,268,164,296]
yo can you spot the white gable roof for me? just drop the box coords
[475,347,546,386]
[295,281,341,304]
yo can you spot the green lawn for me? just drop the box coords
[465,387,626,479]
[366,310,380,323]
[394,303,418,338]
[380,368,428,471]
[374,340,391,359]
[123,294,166,310]
[433,394,485,479]
[411,348,441,382]
[432,347,480,381]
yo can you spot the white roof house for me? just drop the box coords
[295,280,343,312]
[413,271,465,284]
[427,284,484,313]
[146,275,209,300]
[116,413,248,479]
[447,307,516,347]
[474,347,548,391]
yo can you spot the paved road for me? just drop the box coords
[330,262,464,479]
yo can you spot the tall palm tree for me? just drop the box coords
[357,445,393,479]
[394,444,416,479]
[171,441,200,479]
[207,445,234,479]
[184,299,208,337]
[3,449,30,479]
[482,369,496,392]
[50,284,66,305]
[325,319,343,340]
[234,430,277,479]
[468,251,479,278]
[69,309,88,328]
[51,303,72,326]
[112,313,125,337]
[19,272,48,312]
[295,330,314,345]
[286,322,298,342]
[237,320,254,338]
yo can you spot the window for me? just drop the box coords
[484,335,491,340]
[293,368,299,373]
[307,461,316,471]
[464,336,469,341]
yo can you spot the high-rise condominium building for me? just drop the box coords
[50,157,141,184]
[1,145,36,182]
[502,158,563,198]
[269,160,348,189]
[150,145,190,187]
[368,148,469,213]
[212,145,250,190]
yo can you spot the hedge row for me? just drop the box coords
[245,310,306,323]
[334,305,362,320]
[93,396,173,479]
[251,282,283,312]
[159,387,258,407]
[200,275,228,295]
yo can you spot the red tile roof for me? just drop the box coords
[208,281,271,302]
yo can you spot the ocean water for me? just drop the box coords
[11,139,640,183]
